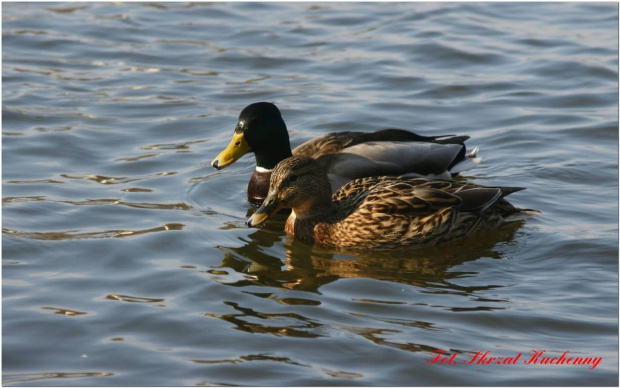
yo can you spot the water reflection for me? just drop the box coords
[211,219,525,294]
[205,301,323,338]
[341,326,442,354]
[105,294,165,304]
[2,222,184,240]
[61,171,177,185]
[199,207,523,356]
[40,307,88,317]
[2,372,113,385]
[191,354,307,366]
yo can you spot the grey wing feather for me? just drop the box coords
[324,142,463,180]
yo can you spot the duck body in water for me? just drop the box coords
[247,156,536,250]
[211,102,481,206]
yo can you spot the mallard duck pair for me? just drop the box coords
[212,102,533,249]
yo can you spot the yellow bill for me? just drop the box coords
[211,132,251,170]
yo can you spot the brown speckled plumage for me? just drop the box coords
[250,156,535,250]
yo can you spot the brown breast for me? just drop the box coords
[247,170,271,206]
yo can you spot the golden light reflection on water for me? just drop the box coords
[2,195,192,211]
[41,307,88,316]
[2,223,184,240]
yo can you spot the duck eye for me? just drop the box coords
[289,175,298,182]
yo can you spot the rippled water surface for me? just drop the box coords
[3,2,618,386]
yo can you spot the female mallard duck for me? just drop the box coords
[211,102,480,206]
[247,156,533,250]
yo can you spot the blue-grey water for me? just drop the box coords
[2,2,618,386]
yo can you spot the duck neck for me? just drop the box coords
[251,124,293,170]
[292,192,334,221]
[254,146,292,170]
[287,198,334,245]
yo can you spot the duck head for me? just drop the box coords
[247,156,332,227]
[211,102,293,170]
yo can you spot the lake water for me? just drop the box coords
[2,2,618,386]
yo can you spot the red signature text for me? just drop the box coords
[427,349,602,370]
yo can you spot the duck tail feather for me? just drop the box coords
[466,146,479,158]
[504,208,542,222]
[498,186,526,198]
[455,188,502,213]
[449,157,482,174]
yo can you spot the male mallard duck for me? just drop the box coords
[211,102,481,206]
[247,156,532,250]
